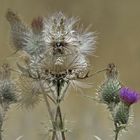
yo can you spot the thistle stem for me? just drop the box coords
[0,121,3,140]
[52,79,66,140]
[41,78,66,140]
[115,130,119,140]
[114,123,120,140]
[0,106,7,140]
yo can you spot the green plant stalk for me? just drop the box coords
[0,105,8,140]
[51,79,65,140]
[41,78,66,140]
[114,123,120,140]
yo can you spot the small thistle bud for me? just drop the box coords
[0,64,18,105]
[113,102,129,127]
[98,79,121,105]
[119,87,140,106]
[6,9,21,24]
[97,63,121,106]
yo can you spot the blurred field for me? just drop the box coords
[0,0,140,140]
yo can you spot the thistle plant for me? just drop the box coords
[5,9,96,140]
[0,9,137,140]
[97,63,140,140]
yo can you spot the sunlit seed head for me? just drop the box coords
[43,12,96,56]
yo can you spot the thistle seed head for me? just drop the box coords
[43,12,96,56]
[6,10,96,102]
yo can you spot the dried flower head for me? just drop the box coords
[6,10,96,74]
[43,12,96,56]
[119,87,140,105]
[6,10,96,105]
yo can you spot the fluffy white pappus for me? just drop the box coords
[6,10,31,50]
[23,31,45,55]
[11,22,31,51]
[43,12,96,56]
[77,31,96,55]
[41,51,89,75]
[43,12,78,42]
[70,79,93,93]
[70,80,93,89]
[67,54,89,75]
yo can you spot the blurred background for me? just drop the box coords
[0,0,140,140]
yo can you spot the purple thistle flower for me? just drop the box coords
[119,87,140,105]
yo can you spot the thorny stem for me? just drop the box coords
[0,120,3,140]
[42,92,58,140]
[40,79,66,140]
[114,123,120,140]
[0,105,8,140]
[115,130,119,140]
[52,79,66,140]
[77,68,107,80]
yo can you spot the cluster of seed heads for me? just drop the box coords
[6,9,96,107]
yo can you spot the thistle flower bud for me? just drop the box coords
[98,79,121,105]
[113,102,129,127]
[0,64,18,106]
[97,63,121,106]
